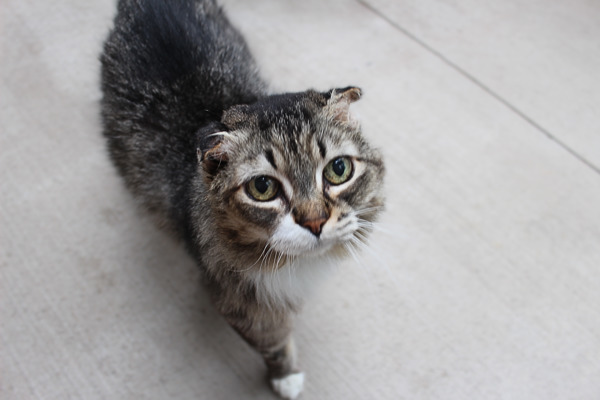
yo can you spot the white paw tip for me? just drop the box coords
[271,371,305,399]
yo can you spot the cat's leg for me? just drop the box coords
[217,296,304,399]
[261,335,298,378]
[237,314,304,400]
[262,338,305,400]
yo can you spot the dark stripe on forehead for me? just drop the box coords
[265,149,277,170]
[317,139,327,159]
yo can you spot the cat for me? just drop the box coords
[100,0,384,398]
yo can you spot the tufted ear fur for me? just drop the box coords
[221,104,259,131]
[324,86,362,124]
[196,122,230,177]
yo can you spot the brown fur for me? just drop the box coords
[100,0,384,396]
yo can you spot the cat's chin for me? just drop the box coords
[291,242,334,258]
[268,244,327,260]
[279,239,349,260]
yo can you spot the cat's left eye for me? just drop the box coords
[323,157,353,185]
[246,176,280,201]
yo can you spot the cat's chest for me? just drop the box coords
[249,255,337,308]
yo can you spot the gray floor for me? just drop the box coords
[2,0,600,399]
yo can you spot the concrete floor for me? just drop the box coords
[2,0,600,399]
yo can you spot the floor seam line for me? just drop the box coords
[355,0,600,176]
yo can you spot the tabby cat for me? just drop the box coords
[100,0,384,398]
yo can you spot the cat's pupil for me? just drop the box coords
[255,176,271,193]
[332,158,346,176]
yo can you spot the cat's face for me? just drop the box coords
[200,88,384,265]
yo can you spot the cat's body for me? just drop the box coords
[100,0,384,398]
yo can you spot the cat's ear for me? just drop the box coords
[323,86,362,125]
[196,123,230,177]
[221,104,252,130]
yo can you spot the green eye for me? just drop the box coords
[324,157,353,185]
[247,176,280,201]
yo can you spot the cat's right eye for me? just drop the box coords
[246,176,280,201]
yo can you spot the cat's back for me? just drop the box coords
[100,0,265,232]
[102,0,264,100]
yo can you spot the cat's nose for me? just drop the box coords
[293,205,329,237]
[301,217,327,237]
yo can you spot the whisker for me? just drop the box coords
[345,240,373,290]
[367,223,395,235]
[287,255,293,287]
[353,231,370,245]
[263,245,277,268]
[260,243,277,276]
[349,237,367,255]
[353,205,384,217]
[352,226,401,289]
[274,250,284,290]
[228,242,271,273]
[253,243,271,269]
[345,239,363,264]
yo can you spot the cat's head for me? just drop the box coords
[197,87,384,266]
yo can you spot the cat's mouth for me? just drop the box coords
[268,217,359,258]
[254,209,370,267]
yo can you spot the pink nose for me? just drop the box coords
[301,217,327,237]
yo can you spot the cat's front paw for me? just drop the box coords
[270,371,305,399]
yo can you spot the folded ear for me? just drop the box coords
[196,122,230,177]
[324,86,362,124]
